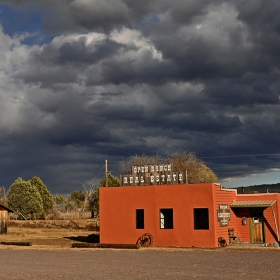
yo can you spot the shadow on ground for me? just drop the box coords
[64,234,100,243]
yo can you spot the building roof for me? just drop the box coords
[0,203,14,212]
[230,199,277,208]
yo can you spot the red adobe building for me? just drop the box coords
[100,183,280,247]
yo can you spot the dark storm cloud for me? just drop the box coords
[0,0,280,193]
[86,58,178,86]
[1,0,223,34]
[57,39,120,64]
[166,112,242,133]
[1,0,133,34]
[202,75,280,107]
[13,37,123,86]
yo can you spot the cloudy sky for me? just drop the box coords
[0,0,279,195]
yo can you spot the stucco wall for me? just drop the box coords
[100,184,234,247]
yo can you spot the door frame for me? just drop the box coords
[249,208,266,243]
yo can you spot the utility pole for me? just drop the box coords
[105,159,109,187]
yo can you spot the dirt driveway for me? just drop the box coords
[1,224,279,279]
[0,247,280,280]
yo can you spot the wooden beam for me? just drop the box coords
[1,241,32,246]
[72,243,140,249]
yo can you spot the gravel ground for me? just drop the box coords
[0,247,280,280]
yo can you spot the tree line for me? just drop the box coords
[0,174,120,220]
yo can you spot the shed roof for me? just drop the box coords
[0,203,13,212]
[230,199,277,208]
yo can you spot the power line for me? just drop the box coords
[86,165,105,188]
[201,153,280,159]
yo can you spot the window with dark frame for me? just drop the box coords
[160,208,173,229]
[194,208,209,230]
[136,209,144,229]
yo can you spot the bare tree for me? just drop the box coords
[120,151,218,184]
[120,154,165,174]
[0,186,7,205]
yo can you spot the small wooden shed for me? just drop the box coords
[0,203,13,234]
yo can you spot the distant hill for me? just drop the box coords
[234,183,280,194]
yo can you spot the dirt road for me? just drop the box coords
[0,247,280,279]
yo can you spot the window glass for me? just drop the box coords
[136,209,144,229]
[194,208,209,230]
[160,208,173,229]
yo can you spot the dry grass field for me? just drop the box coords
[1,219,280,252]
[0,219,100,249]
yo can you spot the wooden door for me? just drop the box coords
[251,209,264,243]
[253,221,263,243]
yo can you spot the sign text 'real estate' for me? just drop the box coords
[121,163,187,186]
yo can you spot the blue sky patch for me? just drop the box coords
[0,4,53,45]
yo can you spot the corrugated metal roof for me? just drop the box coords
[230,200,277,208]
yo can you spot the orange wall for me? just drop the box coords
[214,185,238,244]
[100,184,280,247]
[100,183,238,248]
[233,208,251,242]
[264,205,278,243]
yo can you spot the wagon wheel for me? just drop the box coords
[136,233,153,247]
[217,237,227,247]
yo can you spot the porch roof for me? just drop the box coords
[230,199,277,208]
